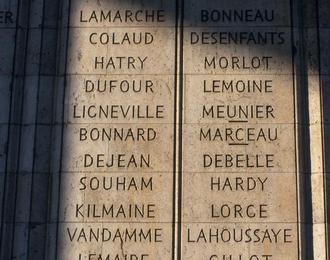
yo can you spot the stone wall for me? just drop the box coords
[0,0,329,259]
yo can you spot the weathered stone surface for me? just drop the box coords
[0,0,329,259]
[181,0,299,259]
[56,0,177,259]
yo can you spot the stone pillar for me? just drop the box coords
[0,0,329,259]
[319,0,330,256]
[0,0,64,259]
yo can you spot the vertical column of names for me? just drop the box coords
[57,0,177,259]
[181,1,299,259]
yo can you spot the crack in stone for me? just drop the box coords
[119,236,125,258]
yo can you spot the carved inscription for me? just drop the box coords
[56,0,299,259]
[58,0,176,259]
[182,1,298,259]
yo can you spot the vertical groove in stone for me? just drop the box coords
[297,0,327,259]
[11,0,44,256]
[52,0,71,259]
[26,0,46,258]
[0,0,63,258]
[174,0,184,259]
[318,0,330,257]
[0,0,33,259]
[0,0,20,256]
[43,0,71,258]
[293,0,313,258]
[28,0,63,258]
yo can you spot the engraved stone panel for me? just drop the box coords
[57,0,177,259]
[1,0,330,259]
[181,1,299,259]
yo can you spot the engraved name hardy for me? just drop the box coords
[210,176,268,192]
